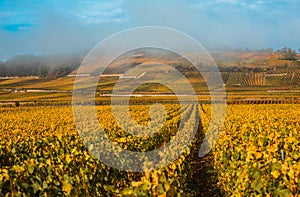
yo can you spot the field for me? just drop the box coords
[0,103,299,196]
[0,52,300,196]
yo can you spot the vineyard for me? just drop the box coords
[224,68,300,87]
[0,103,299,196]
[1,1,300,196]
[201,104,300,196]
[225,72,266,86]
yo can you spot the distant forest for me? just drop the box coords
[0,54,82,78]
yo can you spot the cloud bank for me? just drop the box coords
[0,0,299,59]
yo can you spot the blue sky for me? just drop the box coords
[0,0,299,59]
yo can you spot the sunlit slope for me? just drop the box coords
[0,77,74,90]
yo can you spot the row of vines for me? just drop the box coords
[0,103,299,196]
[200,104,300,196]
[0,104,199,196]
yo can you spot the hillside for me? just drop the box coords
[0,48,300,106]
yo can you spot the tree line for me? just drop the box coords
[0,54,82,78]
[277,47,298,60]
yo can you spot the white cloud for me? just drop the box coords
[0,0,299,59]
[68,1,128,24]
[215,0,239,4]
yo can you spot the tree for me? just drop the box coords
[278,47,297,60]
[286,48,297,60]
